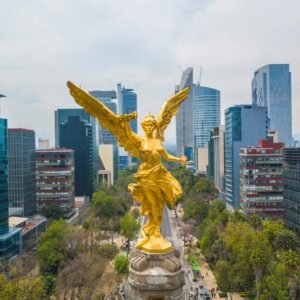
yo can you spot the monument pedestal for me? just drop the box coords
[128,249,185,300]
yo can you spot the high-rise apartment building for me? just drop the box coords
[225,105,268,208]
[240,139,284,219]
[36,149,75,213]
[283,148,300,235]
[60,116,93,198]
[0,118,21,261]
[8,128,36,217]
[252,64,292,146]
[176,68,220,165]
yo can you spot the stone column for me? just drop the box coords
[128,250,185,300]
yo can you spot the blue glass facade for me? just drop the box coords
[0,118,8,235]
[194,86,220,149]
[283,148,300,235]
[60,116,93,198]
[0,118,21,261]
[117,84,137,134]
[89,91,118,145]
[55,109,99,177]
[8,129,36,217]
[0,228,21,261]
[252,64,292,146]
[176,68,220,165]
[225,105,268,208]
[118,155,129,171]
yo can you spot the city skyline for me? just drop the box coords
[1,1,300,145]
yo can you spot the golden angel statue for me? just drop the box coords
[67,81,190,253]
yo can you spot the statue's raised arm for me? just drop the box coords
[67,81,142,158]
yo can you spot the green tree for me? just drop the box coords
[114,252,129,274]
[274,229,299,251]
[0,273,46,300]
[40,203,64,220]
[281,250,300,300]
[262,220,284,246]
[183,198,209,224]
[191,178,218,194]
[248,214,262,230]
[120,213,140,240]
[215,260,235,293]
[37,219,68,275]
[92,191,114,219]
[259,262,289,300]
[250,232,272,297]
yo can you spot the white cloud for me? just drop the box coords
[0,0,299,146]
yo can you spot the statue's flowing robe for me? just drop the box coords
[128,164,182,216]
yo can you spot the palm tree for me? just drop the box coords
[281,250,300,300]
[250,234,271,297]
[274,229,299,251]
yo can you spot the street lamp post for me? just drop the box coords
[0,94,6,118]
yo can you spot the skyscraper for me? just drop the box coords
[89,90,117,145]
[225,105,268,208]
[208,126,225,193]
[252,64,292,146]
[0,119,9,235]
[8,128,36,217]
[283,148,300,234]
[117,84,137,133]
[194,86,220,149]
[176,68,220,165]
[0,118,21,261]
[55,108,99,175]
[176,67,194,157]
[60,116,93,198]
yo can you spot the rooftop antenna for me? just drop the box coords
[0,94,6,118]
[197,65,203,86]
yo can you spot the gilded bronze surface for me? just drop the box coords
[67,81,190,253]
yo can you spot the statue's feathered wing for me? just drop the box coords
[67,81,142,157]
[154,86,191,141]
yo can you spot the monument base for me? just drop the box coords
[128,249,185,300]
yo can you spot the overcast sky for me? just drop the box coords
[1,0,299,145]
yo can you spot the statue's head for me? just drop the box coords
[141,113,157,134]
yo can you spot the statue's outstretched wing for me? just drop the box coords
[154,86,191,141]
[67,81,142,157]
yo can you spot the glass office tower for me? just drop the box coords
[0,119,9,234]
[60,116,93,198]
[55,108,99,178]
[194,85,220,170]
[225,105,268,208]
[8,128,36,217]
[0,118,21,261]
[117,84,137,133]
[283,148,300,234]
[252,64,292,146]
